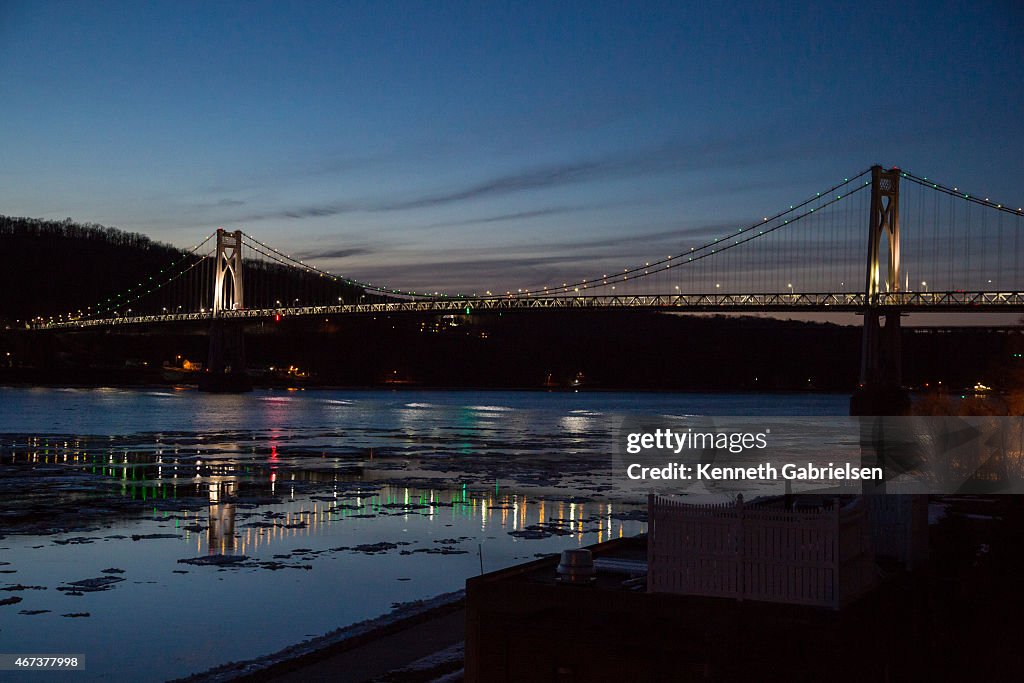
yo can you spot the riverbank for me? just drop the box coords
[172,592,465,683]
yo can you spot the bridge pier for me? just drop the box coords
[851,310,909,415]
[199,318,252,392]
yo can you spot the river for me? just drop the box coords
[0,387,849,681]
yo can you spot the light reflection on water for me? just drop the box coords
[1,480,640,682]
[0,388,847,682]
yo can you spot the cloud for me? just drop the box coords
[533,222,746,254]
[275,203,359,220]
[339,253,592,293]
[294,246,372,259]
[200,147,421,196]
[378,159,613,212]
[228,130,792,224]
[191,198,246,209]
[419,206,576,229]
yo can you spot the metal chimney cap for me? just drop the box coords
[557,548,596,584]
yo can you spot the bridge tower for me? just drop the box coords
[213,229,244,314]
[199,229,252,393]
[851,166,909,415]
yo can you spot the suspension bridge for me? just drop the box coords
[25,165,1024,328]
[18,165,1024,400]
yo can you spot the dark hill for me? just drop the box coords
[0,215,185,323]
[0,215,369,324]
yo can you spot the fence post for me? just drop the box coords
[833,497,841,609]
[736,494,745,602]
[647,493,655,593]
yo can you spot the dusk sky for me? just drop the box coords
[1,0,1021,294]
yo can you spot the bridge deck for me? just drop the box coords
[27,291,1024,330]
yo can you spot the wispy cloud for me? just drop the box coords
[339,253,591,293]
[200,147,423,196]
[419,206,576,229]
[533,221,746,254]
[294,246,372,259]
[228,131,791,224]
[191,198,246,209]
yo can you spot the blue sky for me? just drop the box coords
[1,0,1021,293]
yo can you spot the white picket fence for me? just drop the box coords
[647,494,877,609]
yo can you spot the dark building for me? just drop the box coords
[465,530,974,682]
